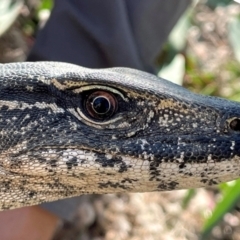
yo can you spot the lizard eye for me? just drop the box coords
[85,91,118,120]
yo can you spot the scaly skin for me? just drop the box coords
[0,61,240,209]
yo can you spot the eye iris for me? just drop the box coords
[85,90,118,120]
[92,96,110,114]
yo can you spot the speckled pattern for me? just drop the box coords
[0,62,240,210]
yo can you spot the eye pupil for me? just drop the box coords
[92,96,110,114]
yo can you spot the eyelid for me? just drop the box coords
[73,85,128,102]
[76,107,123,126]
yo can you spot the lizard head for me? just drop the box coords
[1,62,240,209]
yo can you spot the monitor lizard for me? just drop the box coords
[0,61,240,210]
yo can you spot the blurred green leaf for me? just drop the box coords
[225,60,240,76]
[169,9,191,51]
[229,92,240,101]
[206,0,232,8]
[0,0,23,36]
[218,181,240,198]
[228,16,240,63]
[182,189,197,209]
[38,0,53,11]
[201,180,240,239]
[158,54,185,85]
[157,7,194,85]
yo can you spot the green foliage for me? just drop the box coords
[182,189,197,209]
[0,0,23,36]
[206,0,232,8]
[228,15,240,63]
[184,55,217,95]
[201,180,240,239]
[158,9,191,85]
[23,0,53,36]
[38,0,53,11]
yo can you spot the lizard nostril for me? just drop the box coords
[229,118,240,131]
